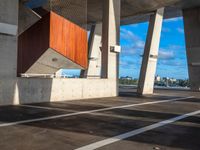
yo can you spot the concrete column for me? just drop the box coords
[81,23,102,78]
[101,0,120,79]
[183,7,200,91]
[137,8,164,95]
[0,0,19,103]
[0,0,19,78]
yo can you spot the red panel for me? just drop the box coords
[50,12,88,68]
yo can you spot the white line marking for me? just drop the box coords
[0,96,194,127]
[20,96,193,112]
[20,104,70,112]
[75,109,200,150]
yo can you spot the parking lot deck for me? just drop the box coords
[0,88,199,150]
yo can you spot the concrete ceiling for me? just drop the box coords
[22,0,200,25]
[87,0,200,25]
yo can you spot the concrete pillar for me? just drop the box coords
[137,8,164,95]
[0,0,18,77]
[81,23,102,78]
[183,7,200,91]
[0,0,19,103]
[101,0,120,79]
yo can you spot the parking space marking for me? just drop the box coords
[20,104,71,112]
[75,109,200,150]
[0,96,194,127]
[19,96,193,112]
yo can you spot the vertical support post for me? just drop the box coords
[183,7,200,91]
[137,8,164,95]
[101,0,121,79]
[81,23,102,78]
[0,0,19,78]
[0,0,19,103]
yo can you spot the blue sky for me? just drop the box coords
[120,17,188,79]
[63,17,188,79]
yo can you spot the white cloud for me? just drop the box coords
[159,60,183,67]
[177,27,184,34]
[164,17,182,23]
[129,24,139,28]
[135,40,145,48]
[121,45,136,55]
[159,50,175,60]
[120,28,139,41]
[120,28,145,55]
[162,27,171,32]
[169,45,183,50]
[120,60,128,66]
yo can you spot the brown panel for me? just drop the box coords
[65,21,76,60]
[50,12,88,68]
[17,13,50,75]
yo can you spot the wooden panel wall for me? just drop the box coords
[50,12,88,68]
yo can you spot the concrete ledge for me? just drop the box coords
[0,23,17,35]
[0,78,117,105]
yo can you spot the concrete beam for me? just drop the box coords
[101,0,120,79]
[121,7,182,25]
[137,8,164,95]
[183,7,200,91]
[81,23,102,78]
[0,23,18,36]
[18,3,41,35]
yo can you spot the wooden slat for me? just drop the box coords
[50,12,88,68]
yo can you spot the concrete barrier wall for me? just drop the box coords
[0,78,117,105]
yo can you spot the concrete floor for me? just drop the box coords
[0,87,200,150]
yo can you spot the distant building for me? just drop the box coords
[163,77,169,81]
[162,77,176,82]
[155,75,161,82]
[120,76,133,80]
[169,78,176,82]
